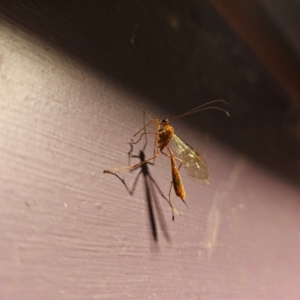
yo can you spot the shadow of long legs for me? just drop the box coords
[108,149,171,243]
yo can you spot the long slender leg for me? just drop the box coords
[130,132,158,145]
[103,147,160,173]
[161,149,183,163]
[132,118,155,137]
[105,115,159,174]
[130,115,159,166]
[131,117,159,148]
[131,113,157,143]
[142,111,148,149]
[167,183,180,217]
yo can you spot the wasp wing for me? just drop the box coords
[170,134,210,184]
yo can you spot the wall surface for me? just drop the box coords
[1,1,300,299]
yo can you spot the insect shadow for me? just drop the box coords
[108,142,171,243]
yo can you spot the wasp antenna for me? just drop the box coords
[193,106,230,117]
[169,100,229,120]
[183,99,228,114]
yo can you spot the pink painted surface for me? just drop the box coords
[1,1,300,299]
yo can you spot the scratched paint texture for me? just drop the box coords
[1,1,300,300]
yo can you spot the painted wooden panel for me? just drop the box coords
[1,1,300,299]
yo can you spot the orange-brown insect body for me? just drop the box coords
[157,121,174,152]
[169,148,186,200]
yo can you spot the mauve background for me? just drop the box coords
[1,1,300,299]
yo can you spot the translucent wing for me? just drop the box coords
[170,134,210,184]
